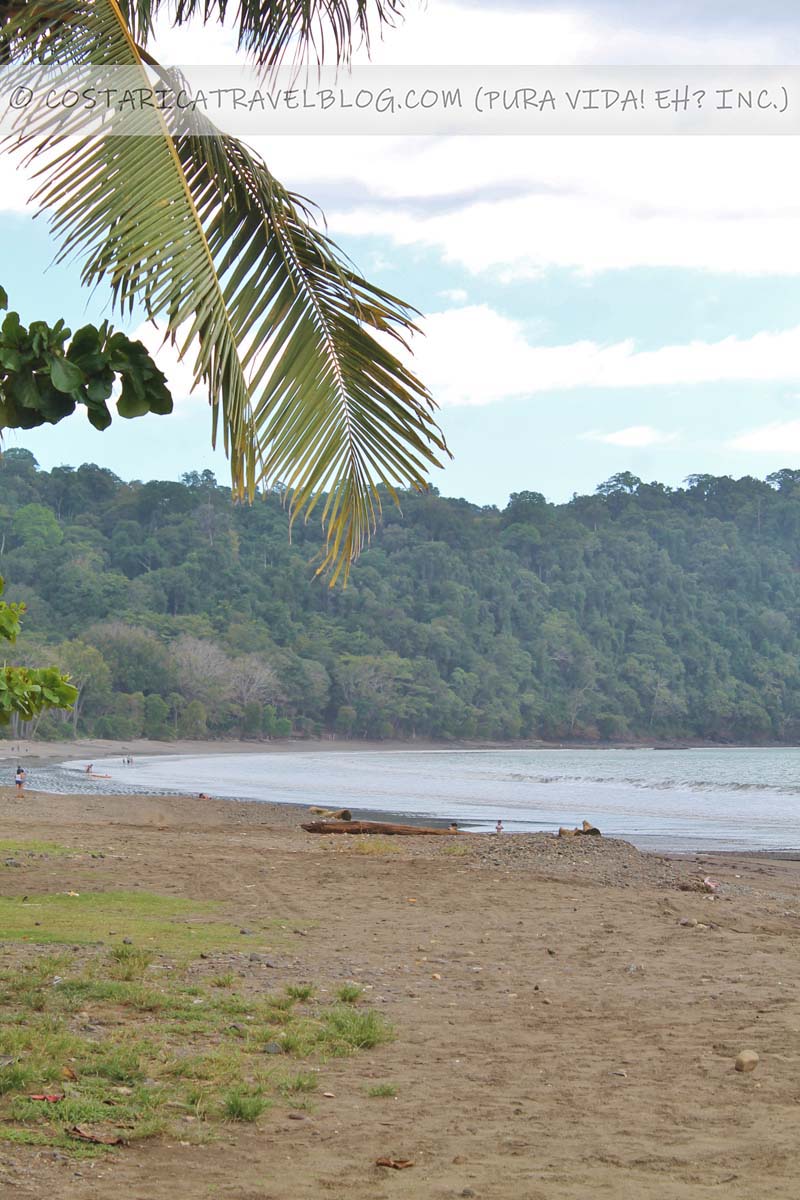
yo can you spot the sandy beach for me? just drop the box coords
[0,735,446,767]
[0,784,799,1198]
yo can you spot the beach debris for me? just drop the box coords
[61,1065,78,1081]
[558,821,602,838]
[702,877,720,892]
[301,819,458,836]
[376,1157,415,1170]
[69,1124,126,1145]
[309,807,352,820]
[679,879,712,893]
[29,1094,64,1103]
[735,1049,759,1073]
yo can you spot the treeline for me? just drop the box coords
[2,450,800,744]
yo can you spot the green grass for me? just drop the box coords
[210,972,236,988]
[0,934,396,1156]
[336,982,363,1004]
[223,1087,270,1122]
[348,837,401,855]
[368,1082,398,1098]
[278,1071,318,1096]
[109,945,155,980]
[0,890,270,954]
[317,1007,394,1054]
[0,839,75,857]
[285,983,314,1002]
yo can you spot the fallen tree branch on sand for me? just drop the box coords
[301,820,460,837]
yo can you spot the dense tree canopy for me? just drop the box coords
[2,449,800,744]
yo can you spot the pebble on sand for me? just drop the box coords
[735,1049,759,1073]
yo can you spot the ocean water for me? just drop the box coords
[52,746,800,853]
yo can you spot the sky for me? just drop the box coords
[3,1,800,507]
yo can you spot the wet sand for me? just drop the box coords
[1,786,799,1198]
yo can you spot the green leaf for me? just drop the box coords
[49,354,85,393]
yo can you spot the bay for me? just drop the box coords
[60,745,800,852]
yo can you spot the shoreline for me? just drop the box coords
[3,739,800,857]
[2,734,799,770]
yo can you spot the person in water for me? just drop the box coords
[86,763,93,774]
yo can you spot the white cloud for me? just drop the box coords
[727,419,800,453]
[439,288,469,303]
[408,305,800,405]
[324,138,800,278]
[580,425,678,447]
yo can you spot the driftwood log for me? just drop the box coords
[558,820,602,838]
[301,820,460,836]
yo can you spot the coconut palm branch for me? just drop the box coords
[1,0,446,581]
[124,0,406,68]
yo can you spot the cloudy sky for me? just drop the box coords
[3,0,800,505]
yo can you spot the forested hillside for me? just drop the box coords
[2,448,800,744]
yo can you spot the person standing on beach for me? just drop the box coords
[495,819,503,834]
[14,765,25,792]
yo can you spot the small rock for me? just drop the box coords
[461,1190,476,1198]
[263,1042,283,1055]
[248,953,262,963]
[4,859,21,868]
[735,1049,759,1073]
[240,929,254,936]
[287,1112,306,1120]
[122,937,133,945]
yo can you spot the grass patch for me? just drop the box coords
[285,983,314,1002]
[109,945,155,980]
[278,1071,318,1096]
[348,837,401,855]
[0,890,270,954]
[317,1007,394,1054]
[336,982,363,1004]
[0,933,395,1156]
[368,1082,398,1098]
[441,842,471,857]
[210,972,236,989]
[223,1087,270,1122]
[0,839,74,857]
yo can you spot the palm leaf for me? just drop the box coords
[2,0,447,581]
[118,1,406,68]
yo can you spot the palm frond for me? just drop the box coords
[118,0,406,68]
[3,0,447,581]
